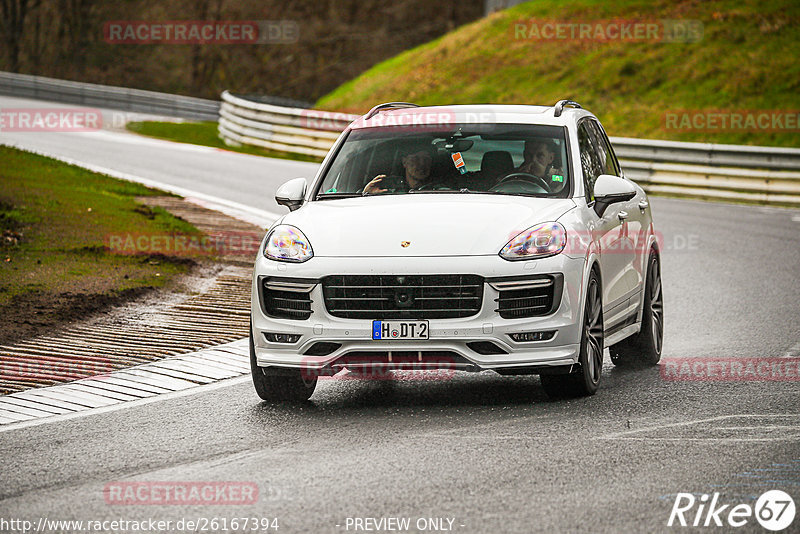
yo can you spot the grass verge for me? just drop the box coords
[0,146,202,344]
[316,0,800,148]
[126,121,323,163]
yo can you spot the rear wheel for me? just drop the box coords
[250,323,317,401]
[609,250,663,367]
[541,269,604,398]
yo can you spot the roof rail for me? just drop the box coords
[363,102,420,120]
[553,100,582,117]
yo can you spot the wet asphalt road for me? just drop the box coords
[1,95,800,532]
[0,95,320,218]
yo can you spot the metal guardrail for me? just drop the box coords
[3,72,796,206]
[610,137,800,170]
[219,91,349,157]
[219,92,800,206]
[612,137,800,206]
[0,71,220,121]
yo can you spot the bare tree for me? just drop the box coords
[188,0,226,93]
[0,0,38,71]
[0,0,484,100]
[54,0,96,71]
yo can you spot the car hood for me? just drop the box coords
[279,194,576,257]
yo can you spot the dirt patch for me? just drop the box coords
[0,262,252,395]
[0,250,200,346]
[0,194,267,394]
[0,286,153,346]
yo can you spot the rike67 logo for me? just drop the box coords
[668,490,795,531]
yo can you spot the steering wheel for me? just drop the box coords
[494,172,550,191]
[415,182,451,191]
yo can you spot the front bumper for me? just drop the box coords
[251,253,586,372]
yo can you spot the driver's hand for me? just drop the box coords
[519,163,534,175]
[363,175,388,195]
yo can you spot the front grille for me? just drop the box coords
[322,275,483,319]
[260,277,315,320]
[491,274,563,319]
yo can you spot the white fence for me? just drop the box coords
[218,92,800,206]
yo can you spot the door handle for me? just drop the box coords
[638,201,649,211]
[618,211,629,221]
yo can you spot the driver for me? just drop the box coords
[499,139,562,185]
[363,149,443,194]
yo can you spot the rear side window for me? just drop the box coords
[578,123,601,202]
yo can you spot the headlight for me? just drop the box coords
[499,222,566,261]
[264,225,313,262]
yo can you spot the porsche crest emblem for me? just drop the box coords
[401,241,411,248]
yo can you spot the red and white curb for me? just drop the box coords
[0,338,250,429]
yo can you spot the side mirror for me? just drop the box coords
[593,174,636,217]
[275,178,307,212]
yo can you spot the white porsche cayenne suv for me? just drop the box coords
[250,100,663,401]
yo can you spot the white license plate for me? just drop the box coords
[372,320,429,340]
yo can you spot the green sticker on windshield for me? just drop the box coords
[325,187,338,193]
[551,175,564,182]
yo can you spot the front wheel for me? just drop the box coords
[250,323,317,401]
[609,250,663,367]
[541,269,604,398]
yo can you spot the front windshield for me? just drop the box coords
[315,123,570,198]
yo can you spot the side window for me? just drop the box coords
[588,120,620,177]
[577,123,601,202]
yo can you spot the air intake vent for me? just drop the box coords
[467,341,508,355]
[322,275,483,319]
[490,274,563,319]
[304,342,341,356]
[260,277,315,320]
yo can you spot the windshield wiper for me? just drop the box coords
[408,188,474,194]
[316,192,362,200]
[410,189,552,198]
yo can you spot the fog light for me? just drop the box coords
[509,330,556,342]
[264,332,301,343]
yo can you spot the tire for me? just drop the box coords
[609,250,663,367]
[250,322,317,402]
[541,268,604,398]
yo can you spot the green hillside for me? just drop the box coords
[316,0,800,147]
